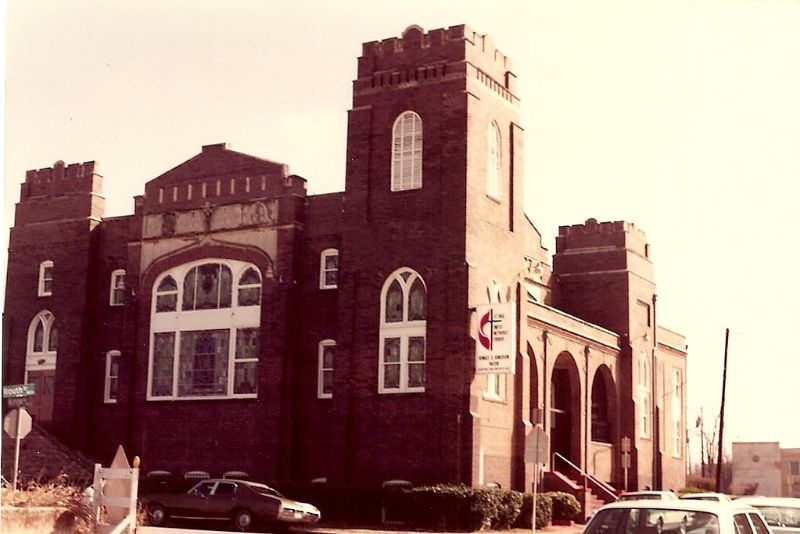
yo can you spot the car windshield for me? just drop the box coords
[749,506,800,529]
[585,507,719,534]
[246,482,284,498]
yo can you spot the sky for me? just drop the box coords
[3,0,800,460]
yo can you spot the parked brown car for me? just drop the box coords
[142,478,321,532]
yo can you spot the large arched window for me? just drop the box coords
[26,310,57,376]
[391,111,423,191]
[487,121,501,199]
[591,372,611,443]
[379,268,426,393]
[149,260,261,400]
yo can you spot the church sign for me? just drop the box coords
[475,302,516,375]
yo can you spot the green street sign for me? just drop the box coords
[2,384,35,399]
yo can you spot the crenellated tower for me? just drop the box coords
[4,160,104,447]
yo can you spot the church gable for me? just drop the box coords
[142,142,297,215]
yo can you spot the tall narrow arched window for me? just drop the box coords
[379,268,427,393]
[149,259,261,400]
[591,372,611,443]
[487,121,501,199]
[391,111,423,191]
[26,310,57,422]
[104,350,121,404]
[318,339,335,399]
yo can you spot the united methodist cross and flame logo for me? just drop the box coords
[478,309,501,350]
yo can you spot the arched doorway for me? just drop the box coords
[25,311,57,423]
[550,352,580,469]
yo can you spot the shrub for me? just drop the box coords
[686,475,715,491]
[491,488,523,529]
[545,491,582,521]
[678,486,708,495]
[515,492,553,529]
[1,477,94,534]
[395,484,526,531]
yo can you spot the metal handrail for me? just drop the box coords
[552,452,618,502]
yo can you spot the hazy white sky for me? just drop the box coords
[3,1,800,456]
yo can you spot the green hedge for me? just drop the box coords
[515,493,553,529]
[546,491,582,521]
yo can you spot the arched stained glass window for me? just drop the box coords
[379,268,427,393]
[149,259,262,399]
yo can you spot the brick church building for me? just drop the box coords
[3,25,687,495]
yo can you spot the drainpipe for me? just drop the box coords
[651,293,659,488]
[542,331,549,469]
[584,346,590,490]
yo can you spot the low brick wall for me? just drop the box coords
[0,506,83,534]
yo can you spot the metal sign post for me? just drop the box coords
[621,436,631,492]
[3,384,36,493]
[525,425,548,534]
[3,407,33,493]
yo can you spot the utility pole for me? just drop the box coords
[715,328,729,493]
[699,407,705,477]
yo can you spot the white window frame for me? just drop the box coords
[639,391,650,438]
[109,269,126,306]
[147,259,261,401]
[484,373,506,401]
[487,120,501,199]
[104,350,121,404]
[378,268,426,394]
[25,310,57,378]
[38,260,54,297]
[319,248,339,290]
[390,111,423,191]
[317,339,335,399]
[671,367,683,457]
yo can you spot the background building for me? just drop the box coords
[732,442,800,497]
[2,25,687,500]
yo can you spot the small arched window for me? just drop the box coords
[379,268,427,393]
[38,260,54,297]
[391,111,423,191]
[319,249,339,289]
[109,269,126,306]
[155,276,178,312]
[237,267,261,306]
[487,121,501,199]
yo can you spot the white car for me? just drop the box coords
[735,497,800,534]
[582,499,770,534]
[682,493,733,502]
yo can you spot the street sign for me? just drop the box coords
[622,452,631,469]
[524,425,549,464]
[4,408,32,439]
[621,435,631,453]
[2,383,35,398]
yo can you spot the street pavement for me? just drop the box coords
[297,524,584,534]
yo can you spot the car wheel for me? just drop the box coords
[147,503,167,526]
[680,515,688,534]
[656,517,664,534]
[233,508,254,532]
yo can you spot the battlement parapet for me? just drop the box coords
[21,160,102,201]
[357,24,515,92]
[556,218,650,257]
